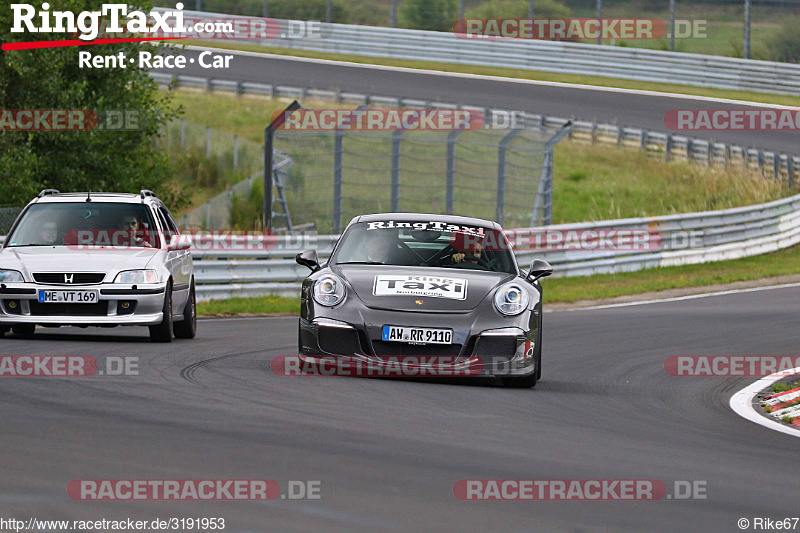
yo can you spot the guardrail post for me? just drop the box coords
[788,157,795,188]
[707,141,713,166]
[591,123,598,144]
[616,126,623,148]
[665,134,672,162]
[333,131,344,233]
[757,151,765,173]
[641,130,648,152]
[774,153,781,182]
[723,144,731,167]
[496,128,523,226]
[446,130,464,215]
[233,135,239,169]
[686,138,693,162]
[391,130,403,212]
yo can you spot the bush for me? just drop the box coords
[400,0,459,31]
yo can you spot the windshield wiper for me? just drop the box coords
[6,244,57,247]
[336,261,386,265]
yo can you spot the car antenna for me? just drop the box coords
[86,190,92,203]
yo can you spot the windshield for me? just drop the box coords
[6,202,160,248]
[332,220,517,274]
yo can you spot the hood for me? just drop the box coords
[332,264,515,312]
[0,246,160,282]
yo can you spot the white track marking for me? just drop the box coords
[730,367,800,438]
[549,282,800,312]
[184,45,798,109]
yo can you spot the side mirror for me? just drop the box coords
[167,234,192,251]
[526,259,553,282]
[296,249,321,272]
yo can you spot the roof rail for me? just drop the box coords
[37,189,60,198]
[140,189,157,199]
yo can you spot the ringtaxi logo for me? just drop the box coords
[665,109,800,131]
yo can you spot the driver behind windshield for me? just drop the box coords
[363,229,408,264]
[39,221,58,245]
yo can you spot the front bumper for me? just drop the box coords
[299,308,539,378]
[0,283,167,326]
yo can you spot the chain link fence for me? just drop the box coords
[0,206,22,234]
[271,115,571,233]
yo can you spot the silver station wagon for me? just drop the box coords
[0,190,196,342]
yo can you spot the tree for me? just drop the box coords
[0,0,185,208]
[400,0,459,32]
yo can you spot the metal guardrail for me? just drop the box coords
[167,9,800,95]
[185,190,800,300]
[150,72,800,182]
[2,192,799,301]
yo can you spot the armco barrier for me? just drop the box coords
[150,72,800,182]
[186,191,800,300]
[160,9,800,96]
[1,192,799,301]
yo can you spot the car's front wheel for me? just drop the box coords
[11,324,36,339]
[174,282,196,339]
[149,285,173,343]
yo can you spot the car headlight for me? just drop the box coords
[494,282,529,316]
[114,269,159,284]
[313,274,346,307]
[0,269,23,283]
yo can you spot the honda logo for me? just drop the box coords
[64,274,74,284]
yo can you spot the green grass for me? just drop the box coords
[168,88,796,229]
[197,240,800,315]
[182,40,800,107]
[198,294,299,315]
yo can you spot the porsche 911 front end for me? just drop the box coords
[296,213,552,388]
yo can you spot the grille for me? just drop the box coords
[318,326,361,355]
[371,341,462,357]
[473,336,518,365]
[29,301,109,316]
[33,273,105,284]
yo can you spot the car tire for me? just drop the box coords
[174,281,196,340]
[502,373,537,388]
[11,324,36,339]
[149,284,173,343]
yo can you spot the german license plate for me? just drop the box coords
[382,325,452,345]
[38,290,99,304]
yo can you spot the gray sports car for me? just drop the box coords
[296,213,552,388]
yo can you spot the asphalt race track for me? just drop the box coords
[1,285,798,532]
[151,48,800,154]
